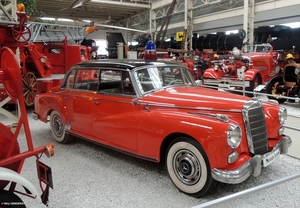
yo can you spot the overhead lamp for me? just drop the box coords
[57,18,74,22]
[210,0,221,4]
[40,17,55,21]
[82,20,91,23]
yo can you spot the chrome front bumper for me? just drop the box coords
[211,136,292,184]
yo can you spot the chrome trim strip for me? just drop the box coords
[138,102,242,113]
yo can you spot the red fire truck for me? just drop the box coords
[0,2,94,106]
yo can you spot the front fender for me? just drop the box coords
[202,68,224,79]
[137,109,246,168]
[244,68,260,81]
[0,167,42,203]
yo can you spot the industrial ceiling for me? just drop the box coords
[34,0,150,25]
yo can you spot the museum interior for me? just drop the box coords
[0,0,299,208]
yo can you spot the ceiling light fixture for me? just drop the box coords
[40,17,56,21]
[210,0,221,4]
[57,18,74,22]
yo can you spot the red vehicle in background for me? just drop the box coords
[0,3,95,106]
[202,44,283,95]
[0,47,54,207]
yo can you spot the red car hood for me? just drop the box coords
[140,86,251,110]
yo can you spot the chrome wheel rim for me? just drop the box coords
[173,149,201,185]
[51,114,64,138]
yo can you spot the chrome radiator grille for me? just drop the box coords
[242,100,268,155]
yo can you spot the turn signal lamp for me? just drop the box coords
[44,143,54,157]
[17,3,25,12]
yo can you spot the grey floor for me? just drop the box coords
[1,101,300,208]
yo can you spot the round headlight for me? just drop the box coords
[278,107,287,125]
[40,57,47,63]
[295,67,300,75]
[227,124,242,149]
[275,66,281,74]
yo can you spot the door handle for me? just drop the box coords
[64,96,70,100]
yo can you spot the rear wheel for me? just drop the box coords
[266,77,287,104]
[166,137,217,197]
[50,110,73,144]
[0,190,25,208]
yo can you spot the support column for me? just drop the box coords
[243,0,254,51]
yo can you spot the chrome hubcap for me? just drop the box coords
[173,150,201,185]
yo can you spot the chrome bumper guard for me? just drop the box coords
[211,136,292,184]
[203,79,250,88]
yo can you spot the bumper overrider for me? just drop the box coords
[211,136,292,184]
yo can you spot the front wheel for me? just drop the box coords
[166,137,217,197]
[266,77,287,104]
[50,110,73,144]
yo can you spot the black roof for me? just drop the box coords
[72,59,183,71]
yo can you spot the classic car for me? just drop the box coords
[202,44,282,95]
[33,59,291,197]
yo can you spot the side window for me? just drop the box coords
[99,70,135,95]
[73,69,100,91]
[99,70,122,93]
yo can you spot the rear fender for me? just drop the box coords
[0,167,42,203]
[34,94,68,123]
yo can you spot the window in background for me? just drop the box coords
[95,40,108,56]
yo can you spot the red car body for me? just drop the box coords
[33,59,291,197]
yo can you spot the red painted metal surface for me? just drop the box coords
[0,11,92,106]
[0,47,54,205]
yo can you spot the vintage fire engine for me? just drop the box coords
[202,44,282,95]
[0,2,94,106]
[0,46,54,206]
[266,53,300,103]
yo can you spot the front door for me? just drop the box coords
[92,70,139,152]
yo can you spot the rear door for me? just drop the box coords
[63,68,100,136]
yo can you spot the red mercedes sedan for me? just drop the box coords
[33,59,291,197]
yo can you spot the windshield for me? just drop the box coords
[252,43,272,53]
[134,66,196,93]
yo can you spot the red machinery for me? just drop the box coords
[0,3,93,106]
[0,46,54,206]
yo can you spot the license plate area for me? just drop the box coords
[263,148,280,167]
